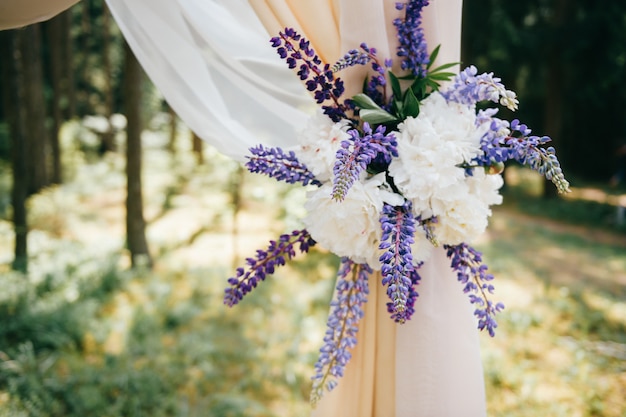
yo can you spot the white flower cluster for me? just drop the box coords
[297,93,503,268]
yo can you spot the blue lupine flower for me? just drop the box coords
[471,117,570,193]
[444,243,504,337]
[310,259,371,405]
[394,0,430,77]
[332,123,398,201]
[379,202,420,322]
[442,65,518,110]
[224,230,316,306]
[246,144,322,187]
[271,28,347,121]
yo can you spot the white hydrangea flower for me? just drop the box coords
[303,174,392,269]
[467,169,504,207]
[295,110,350,183]
[388,92,487,215]
[428,170,503,244]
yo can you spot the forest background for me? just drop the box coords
[0,0,625,416]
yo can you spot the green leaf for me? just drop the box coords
[425,79,440,91]
[351,93,384,110]
[429,62,459,73]
[388,71,402,99]
[391,98,403,116]
[427,45,441,69]
[359,109,398,125]
[410,78,428,99]
[428,72,456,81]
[403,88,420,118]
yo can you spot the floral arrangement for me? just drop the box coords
[223,0,570,405]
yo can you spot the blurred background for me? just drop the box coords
[0,0,624,416]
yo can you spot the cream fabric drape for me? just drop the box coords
[250,2,486,417]
[0,0,79,29]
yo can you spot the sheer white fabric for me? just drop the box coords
[106,0,314,162]
[106,1,487,416]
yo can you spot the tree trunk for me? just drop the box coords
[167,103,177,154]
[124,40,152,268]
[1,31,29,272]
[45,15,65,184]
[542,0,573,198]
[19,24,50,194]
[61,8,76,119]
[100,2,116,154]
[192,131,204,165]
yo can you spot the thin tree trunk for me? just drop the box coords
[100,2,115,154]
[543,0,572,198]
[167,103,177,154]
[19,24,50,194]
[1,31,29,272]
[192,131,204,165]
[124,40,152,268]
[61,8,76,119]
[46,15,65,184]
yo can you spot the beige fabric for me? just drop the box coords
[0,0,79,29]
[250,1,486,417]
[248,0,340,64]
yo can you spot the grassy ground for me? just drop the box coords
[0,124,624,416]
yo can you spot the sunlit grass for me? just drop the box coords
[0,125,624,416]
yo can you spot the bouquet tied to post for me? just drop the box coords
[223,0,570,405]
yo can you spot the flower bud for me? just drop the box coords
[485,162,505,175]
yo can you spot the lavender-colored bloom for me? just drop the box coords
[443,65,519,110]
[444,243,504,337]
[394,0,430,77]
[311,259,370,405]
[379,202,420,323]
[224,229,316,307]
[504,121,570,192]
[271,28,348,121]
[385,268,421,323]
[332,44,375,72]
[246,144,322,187]
[472,117,570,193]
[332,123,398,201]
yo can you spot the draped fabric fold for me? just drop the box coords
[106,0,314,162]
[104,1,486,416]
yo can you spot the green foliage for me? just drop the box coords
[354,45,456,129]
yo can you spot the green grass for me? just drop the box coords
[0,124,624,416]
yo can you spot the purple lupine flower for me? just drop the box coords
[246,144,322,187]
[332,43,375,72]
[224,229,316,306]
[334,43,389,107]
[271,28,348,121]
[332,123,398,201]
[473,110,512,166]
[444,243,504,337]
[394,0,430,77]
[386,268,421,323]
[310,259,371,405]
[442,65,518,110]
[472,117,570,193]
[379,202,418,323]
